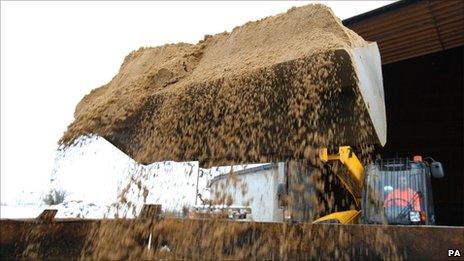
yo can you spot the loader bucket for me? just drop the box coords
[59,4,386,166]
[101,43,387,166]
[300,42,386,148]
[62,44,386,167]
[349,42,386,146]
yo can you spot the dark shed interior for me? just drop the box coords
[345,0,463,225]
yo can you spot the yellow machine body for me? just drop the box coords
[316,146,364,224]
[313,210,361,224]
[319,146,364,189]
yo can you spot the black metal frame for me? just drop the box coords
[361,158,436,225]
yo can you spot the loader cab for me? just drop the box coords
[361,157,444,225]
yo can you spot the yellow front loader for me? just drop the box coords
[314,146,444,225]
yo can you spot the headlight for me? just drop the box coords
[409,211,421,222]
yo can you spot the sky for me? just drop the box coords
[1,1,395,208]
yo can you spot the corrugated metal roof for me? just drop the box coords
[344,0,464,64]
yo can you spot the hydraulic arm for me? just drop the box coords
[314,146,365,224]
[319,146,364,207]
[319,146,364,190]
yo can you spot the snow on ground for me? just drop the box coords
[1,201,107,219]
[1,136,265,219]
[1,204,44,219]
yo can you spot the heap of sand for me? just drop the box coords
[60,4,374,167]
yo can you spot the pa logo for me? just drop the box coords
[448,249,461,257]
